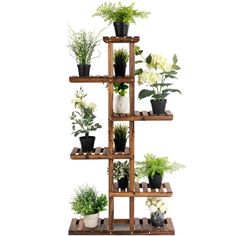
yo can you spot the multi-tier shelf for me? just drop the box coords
[68,36,175,235]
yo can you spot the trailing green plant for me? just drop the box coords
[93,2,150,24]
[71,87,102,137]
[136,153,185,179]
[68,27,101,64]
[114,48,129,65]
[113,82,128,96]
[112,161,130,180]
[113,123,129,139]
[135,46,182,101]
[70,185,108,216]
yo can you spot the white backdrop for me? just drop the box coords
[1,0,236,235]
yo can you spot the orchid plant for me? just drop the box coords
[135,46,182,101]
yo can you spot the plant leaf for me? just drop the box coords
[138,89,155,99]
[162,88,182,94]
[146,54,152,64]
[135,60,143,64]
[173,54,178,64]
[135,68,143,75]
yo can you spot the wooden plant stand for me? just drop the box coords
[68,36,175,235]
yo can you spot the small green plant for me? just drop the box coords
[112,161,130,180]
[71,87,102,137]
[114,48,129,65]
[113,123,129,139]
[113,82,128,96]
[135,46,182,101]
[68,27,101,64]
[136,153,185,179]
[70,185,108,216]
[93,2,150,24]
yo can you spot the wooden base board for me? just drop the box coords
[69,218,175,235]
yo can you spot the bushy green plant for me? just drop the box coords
[71,185,108,216]
[135,46,181,101]
[113,82,128,96]
[114,48,129,65]
[68,27,101,64]
[93,2,150,24]
[113,123,129,139]
[71,87,102,137]
[113,161,130,180]
[136,153,185,179]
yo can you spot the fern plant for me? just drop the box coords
[93,2,150,24]
[114,48,129,65]
[136,153,185,179]
[70,185,107,216]
[113,123,129,139]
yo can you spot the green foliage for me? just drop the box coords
[70,185,108,216]
[113,123,129,139]
[113,82,128,96]
[68,27,101,64]
[93,2,150,24]
[114,48,129,65]
[136,153,185,179]
[112,161,130,180]
[71,87,102,137]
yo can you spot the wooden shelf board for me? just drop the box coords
[111,110,173,121]
[70,147,131,160]
[69,76,134,83]
[111,182,173,197]
[69,218,174,235]
[103,36,140,43]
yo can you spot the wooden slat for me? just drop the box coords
[103,147,109,155]
[166,218,175,233]
[114,182,118,192]
[110,192,134,197]
[94,147,101,155]
[142,111,148,116]
[135,218,141,231]
[71,147,78,155]
[77,218,84,230]
[165,110,173,116]
[103,36,140,43]
[135,111,140,116]
[142,218,149,231]
[69,218,78,233]
[163,182,172,194]
[135,182,140,192]
[124,147,129,154]
[141,182,148,192]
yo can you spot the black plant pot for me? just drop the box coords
[79,136,95,152]
[113,22,129,37]
[114,138,127,152]
[118,176,129,190]
[77,64,91,77]
[150,212,165,228]
[114,64,127,77]
[151,99,167,115]
[148,173,162,189]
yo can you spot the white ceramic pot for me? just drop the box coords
[113,95,129,114]
[83,213,99,228]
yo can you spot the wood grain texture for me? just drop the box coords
[103,36,140,43]
[69,76,134,83]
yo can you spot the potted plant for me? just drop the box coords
[136,153,185,189]
[70,87,102,152]
[70,185,107,228]
[93,2,150,37]
[112,161,130,189]
[114,48,129,77]
[113,123,129,152]
[135,46,182,115]
[146,197,167,228]
[113,82,129,114]
[68,27,101,76]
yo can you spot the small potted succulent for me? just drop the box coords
[113,123,129,152]
[70,185,107,228]
[135,46,182,115]
[68,27,101,76]
[136,153,185,189]
[146,197,167,228]
[114,48,129,77]
[113,82,129,114]
[93,2,150,37]
[112,161,130,189]
[71,87,102,152]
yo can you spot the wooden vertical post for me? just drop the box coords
[129,42,135,230]
[108,42,114,230]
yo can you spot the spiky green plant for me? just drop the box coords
[136,153,185,179]
[114,48,129,65]
[113,123,129,140]
[70,185,107,216]
[93,2,150,24]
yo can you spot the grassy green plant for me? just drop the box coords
[70,185,107,216]
[114,48,129,65]
[113,82,128,96]
[112,161,130,180]
[136,153,185,179]
[71,87,102,137]
[113,123,129,139]
[93,2,150,24]
[68,27,101,64]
